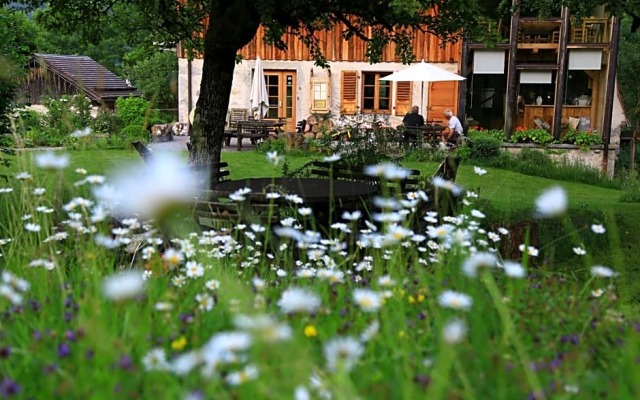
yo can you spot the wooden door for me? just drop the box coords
[428,81,459,123]
[264,71,297,131]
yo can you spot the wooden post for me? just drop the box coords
[601,16,621,174]
[552,7,570,138]
[630,133,636,170]
[457,32,470,122]
[504,0,520,139]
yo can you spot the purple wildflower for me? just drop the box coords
[57,342,71,358]
[0,379,20,397]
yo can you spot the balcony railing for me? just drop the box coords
[570,17,610,44]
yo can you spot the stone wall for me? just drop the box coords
[501,143,617,177]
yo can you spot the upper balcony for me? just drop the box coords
[469,15,613,48]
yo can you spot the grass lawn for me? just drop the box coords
[3,147,640,398]
[4,148,640,303]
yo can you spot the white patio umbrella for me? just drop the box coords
[249,56,269,119]
[380,60,465,120]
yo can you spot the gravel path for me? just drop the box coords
[148,136,256,152]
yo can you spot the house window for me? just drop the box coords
[310,78,330,112]
[362,72,391,113]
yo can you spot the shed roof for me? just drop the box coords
[30,53,141,102]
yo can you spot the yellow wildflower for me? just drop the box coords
[304,325,318,338]
[171,336,187,351]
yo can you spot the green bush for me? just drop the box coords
[467,128,504,141]
[115,96,161,128]
[510,127,554,145]
[468,135,502,160]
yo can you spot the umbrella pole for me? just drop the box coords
[421,82,426,122]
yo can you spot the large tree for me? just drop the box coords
[4,0,628,164]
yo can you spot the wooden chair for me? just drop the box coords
[227,108,248,130]
[131,141,154,164]
[192,191,278,230]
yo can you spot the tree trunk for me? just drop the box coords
[189,1,260,166]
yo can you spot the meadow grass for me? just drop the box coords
[1,148,639,399]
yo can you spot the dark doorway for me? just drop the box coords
[466,74,506,130]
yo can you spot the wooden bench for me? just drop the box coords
[396,125,445,149]
[233,121,273,150]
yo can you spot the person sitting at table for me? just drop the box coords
[402,106,425,127]
[442,109,464,145]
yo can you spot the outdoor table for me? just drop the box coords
[211,177,379,223]
[233,120,286,150]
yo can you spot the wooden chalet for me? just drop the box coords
[22,54,140,109]
[463,4,626,145]
[177,23,461,132]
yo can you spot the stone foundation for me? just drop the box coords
[501,143,617,178]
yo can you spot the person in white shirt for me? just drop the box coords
[442,109,463,144]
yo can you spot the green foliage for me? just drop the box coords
[467,135,502,160]
[562,128,603,147]
[0,7,40,134]
[115,96,159,128]
[122,48,178,110]
[467,128,505,142]
[510,127,554,145]
[618,15,640,128]
[619,170,640,203]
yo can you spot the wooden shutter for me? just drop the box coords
[395,81,412,116]
[428,81,459,122]
[341,71,358,114]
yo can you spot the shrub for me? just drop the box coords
[467,128,504,141]
[115,96,159,127]
[510,127,554,145]
[468,136,502,160]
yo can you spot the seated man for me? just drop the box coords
[402,106,425,127]
[442,109,464,145]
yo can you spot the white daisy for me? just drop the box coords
[438,290,472,311]
[503,261,526,278]
[573,247,587,256]
[591,224,606,234]
[442,318,467,344]
[462,252,497,277]
[35,151,70,170]
[323,336,364,372]
[535,186,567,217]
[278,287,321,314]
[142,348,170,371]
[353,289,383,312]
[590,265,619,278]
[102,270,145,301]
[473,166,487,175]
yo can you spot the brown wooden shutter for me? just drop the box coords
[341,71,358,114]
[395,81,412,116]
[428,81,459,122]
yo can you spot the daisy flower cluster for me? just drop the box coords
[0,155,633,399]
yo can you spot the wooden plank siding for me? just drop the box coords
[179,23,460,63]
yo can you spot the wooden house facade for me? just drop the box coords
[177,23,461,132]
[463,4,627,149]
[22,54,140,109]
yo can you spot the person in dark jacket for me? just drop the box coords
[402,106,425,127]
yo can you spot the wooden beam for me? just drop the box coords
[601,16,621,175]
[504,0,520,139]
[457,33,470,122]
[552,7,570,138]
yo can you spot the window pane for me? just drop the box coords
[378,99,390,110]
[364,86,375,98]
[363,98,374,110]
[363,73,375,85]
